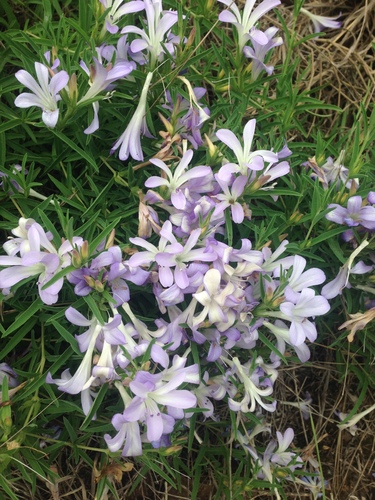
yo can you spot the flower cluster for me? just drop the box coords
[0,118,332,460]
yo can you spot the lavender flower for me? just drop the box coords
[271,428,303,469]
[326,196,375,230]
[193,268,237,329]
[243,27,283,81]
[162,87,210,149]
[216,119,278,180]
[279,288,330,346]
[100,0,145,34]
[15,62,69,128]
[111,72,153,160]
[123,371,196,442]
[300,7,342,33]
[218,0,281,52]
[78,56,136,134]
[0,221,82,304]
[226,356,277,413]
[145,150,213,209]
[104,386,143,456]
[121,0,179,67]
[212,174,248,223]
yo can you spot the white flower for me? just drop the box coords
[15,62,69,128]
[111,72,153,160]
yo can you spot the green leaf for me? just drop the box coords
[41,265,76,290]
[52,130,98,171]
[83,294,105,325]
[3,299,42,338]
[88,217,121,255]
[51,320,80,355]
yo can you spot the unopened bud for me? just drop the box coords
[83,275,96,288]
[289,211,303,224]
[81,240,89,260]
[186,26,196,48]
[105,229,116,249]
[158,112,174,135]
[71,249,81,268]
[204,134,217,159]
[164,445,182,455]
[349,179,358,196]
[68,73,78,104]
[271,296,285,307]
[94,280,104,292]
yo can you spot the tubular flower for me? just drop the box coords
[111,72,153,161]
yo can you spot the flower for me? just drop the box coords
[218,0,281,52]
[338,307,375,343]
[100,0,145,34]
[78,57,136,134]
[162,87,210,149]
[326,196,375,230]
[271,428,303,469]
[145,150,213,209]
[321,240,370,299]
[227,356,277,413]
[123,370,196,442]
[336,403,375,434]
[193,268,237,328]
[216,119,278,180]
[279,288,330,345]
[243,27,283,81]
[111,72,153,160]
[300,7,342,34]
[15,62,69,128]
[122,0,179,67]
[212,174,248,223]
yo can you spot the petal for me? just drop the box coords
[42,109,59,128]
[243,119,256,159]
[216,129,243,161]
[219,11,238,23]
[231,203,244,223]
[131,39,149,53]
[84,102,100,134]
[144,176,169,188]
[203,268,221,295]
[0,266,39,287]
[14,93,43,109]
[49,71,69,95]
[15,70,44,99]
[65,307,92,326]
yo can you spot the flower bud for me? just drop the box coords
[68,73,78,105]
[81,240,89,260]
[105,229,116,249]
[94,280,105,293]
[71,249,81,268]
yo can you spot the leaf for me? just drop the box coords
[83,294,105,325]
[52,130,98,171]
[41,265,76,290]
[3,299,42,337]
[51,320,80,355]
